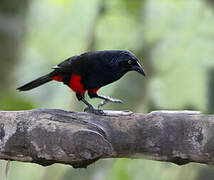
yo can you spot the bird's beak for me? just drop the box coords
[132,61,146,76]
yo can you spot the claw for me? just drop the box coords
[98,100,108,109]
[113,99,123,104]
[84,107,104,115]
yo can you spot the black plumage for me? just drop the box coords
[17,50,145,114]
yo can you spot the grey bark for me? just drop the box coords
[0,109,213,168]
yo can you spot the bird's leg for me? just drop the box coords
[76,93,104,115]
[88,92,123,109]
[82,99,104,115]
[97,96,123,109]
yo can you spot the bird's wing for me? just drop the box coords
[52,55,82,73]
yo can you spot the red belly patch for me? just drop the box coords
[52,75,63,82]
[88,88,99,94]
[69,74,85,94]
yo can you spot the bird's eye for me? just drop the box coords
[128,60,132,64]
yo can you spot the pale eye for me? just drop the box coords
[128,60,132,64]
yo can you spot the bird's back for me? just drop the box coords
[54,50,125,89]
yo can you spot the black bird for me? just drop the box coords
[17,50,145,114]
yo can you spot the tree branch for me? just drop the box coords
[0,109,213,168]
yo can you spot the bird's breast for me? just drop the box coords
[82,68,125,89]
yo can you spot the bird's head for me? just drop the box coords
[116,50,146,76]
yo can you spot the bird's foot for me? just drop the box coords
[98,98,123,109]
[84,106,104,115]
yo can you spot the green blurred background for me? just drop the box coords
[1,0,214,179]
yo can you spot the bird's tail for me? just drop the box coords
[17,71,58,91]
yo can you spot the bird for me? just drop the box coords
[17,50,146,114]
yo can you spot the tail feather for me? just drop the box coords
[17,72,56,91]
